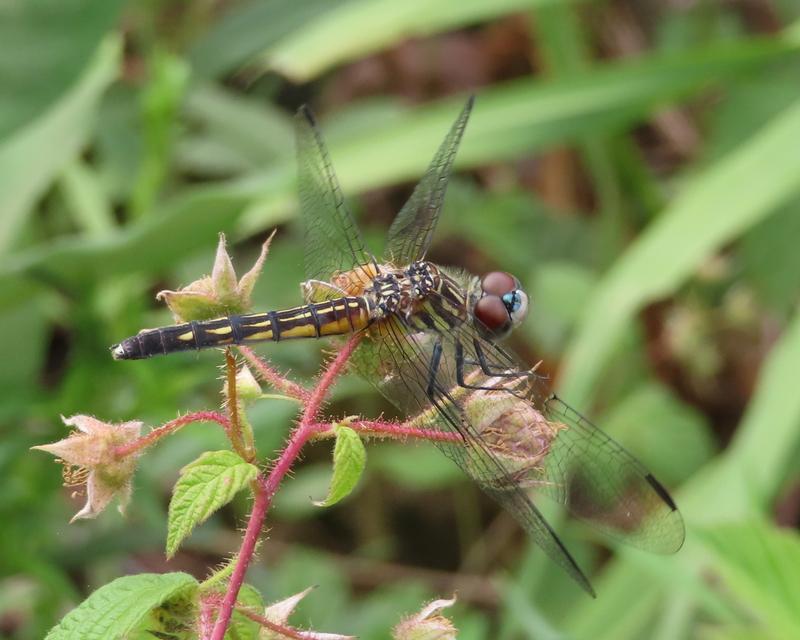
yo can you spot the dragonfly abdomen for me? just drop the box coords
[111,296,370,360]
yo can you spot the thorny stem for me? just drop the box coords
[112,411,232,458]
[301,334,363,426]
[224,349,250,460]
[311,419,464,444]
[238,345,311,403]
[209,476,270,640]
[210,335,362,640]
[234,604,329,640]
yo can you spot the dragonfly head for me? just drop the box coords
[471,271,529,339]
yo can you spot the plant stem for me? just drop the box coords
[112,411,231,458]
[210,335,361,639]
[224,348,251,460]
[312,419,464,444]
[233,605,312,639]
[209,475,269,640]
[239,345,311,403]
[301,335,362,425]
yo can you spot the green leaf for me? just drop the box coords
[166,450,258,558]
[263,0,576,81]
[188,0,337,79]
[698,521,800,639]
[560,95,800,407]
[59,159,115,236]
[241,33,800,233]
[44,572,197,640]
[131,50,190,219]
[566,308,800,637]
[0,35,120,253]
[2,31,799,307]
[313,425,366,507]
[0,0,124,140]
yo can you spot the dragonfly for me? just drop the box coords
[112,97,684,596]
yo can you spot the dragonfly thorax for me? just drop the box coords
[366,260,443,321]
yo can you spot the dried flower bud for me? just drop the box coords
[32,415,142,522]
[393,597,457,640]
[260,587,354,639]
[157,230,275,322]
[461,372,564,490]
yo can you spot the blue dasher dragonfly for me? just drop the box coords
[112,97,684,595]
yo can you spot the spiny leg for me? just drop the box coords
[463,337,527,378]
[426,336,444,398]
[454,340,525,397]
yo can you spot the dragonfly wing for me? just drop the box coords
[384,97,473,266]
[295,107,376,298]
[537,395,685,553]
[349,314,596,596]
[422,283,686,554]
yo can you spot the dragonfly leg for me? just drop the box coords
[463,337,528,378]
[426,337,444,398]
[455,341,525,398]
[301,279,347,303]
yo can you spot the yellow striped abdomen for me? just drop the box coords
[111,296,370,360]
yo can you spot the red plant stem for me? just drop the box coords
[211,337,358,640]
[301,334,362,426]
[113,411,232,458]
[311,420,464,444]
[233,606,311,639]
[238,345,311,403]
[210,337,360,638]
[210,420,319,639]
[209,475,270,640]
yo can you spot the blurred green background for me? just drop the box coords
[2,0,800,638]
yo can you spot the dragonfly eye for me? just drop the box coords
[474,295,511,335]
[481,271,517,297]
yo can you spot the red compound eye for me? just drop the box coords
[481,271,516,296]
[474,295,510,333]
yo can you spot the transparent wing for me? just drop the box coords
[349,315,596,596]
[383,97,474,266]
[295,107,375,297]
[349,286,684,594]
[422,283,685,554]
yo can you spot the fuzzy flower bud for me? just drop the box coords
[393,597,458,640]
[461,371,564,490]
[226,365,262,404]
[157,230,275,322]
[32,415,142,522]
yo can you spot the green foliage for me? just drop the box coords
[698,521,800,639]
[0,36,120,253]
[261,0,573,81]
[167,450,258,557]
[6,0,800,638]
[314,425,367,507]
[560,94,800,405]
[44,572,197,640]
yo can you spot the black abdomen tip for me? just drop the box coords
[111,337,143,360]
